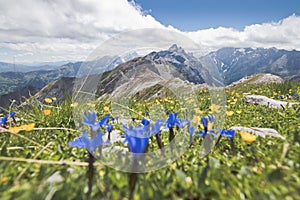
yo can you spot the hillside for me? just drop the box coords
[208,47,300,85]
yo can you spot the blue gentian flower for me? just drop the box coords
[220,129,235,138]
[82,111,99,131]
[104,123,113,133]
[188,126,195,135]
[141,118,150,127]
[201,117,208,129]
[69,130,104,152]
[198,115,216,137]
[149,119,165,136]
[0,117,8,125]
[199,129,216,137]
[82,112,110,132]
[279,95,283,99]
[98,114,110,126]
[122,125,150,154]
[7,112,16,117]
[166,112,190,128]
[208,114,215,123]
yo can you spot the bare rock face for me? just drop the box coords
[245,95,299,109]
[249,74,283,84]
[228,73,283,88]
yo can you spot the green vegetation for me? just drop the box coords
[0,82,299,200]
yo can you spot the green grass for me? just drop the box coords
[0,82,300,200]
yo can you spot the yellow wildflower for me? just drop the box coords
[226,111,234,116]
[43,109,51,116]
[210,104,220,112]
[8,127,22,134]
[236,110,242,114]
[194,108,204,115]
[9,123,35,133]
[87,103,95,107]
[230,101,236,105]
[21,123,35,131]
[99,170,105,177]
[52,97,57,101]
[44,98,53,103]
[103,106,110,111]
[208,122,213,130]
[0,177,8,183]
[71,102,78,107]
[192,116,200,123]
[240,131,257,142]
[185,177,192,186]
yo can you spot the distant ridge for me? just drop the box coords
[1,46,300,108]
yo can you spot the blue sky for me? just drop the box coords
[135,0,300,31]
[0,0,300,64]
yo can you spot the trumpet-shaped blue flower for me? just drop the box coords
[199,115,216,137]
[208,114,215,123]
[220,129,235,138]
[82,112,110,132]
[149,119,165,136]
[166,112,190,128]
[104,123,113,133]
[141,118,150,127]
[7,112,16,117]
[122,125,150,154]
[201,117,208,129]
[199,129,216,137]
[0,117,7,125]
[188,126,195,135]
[69,130,104,152]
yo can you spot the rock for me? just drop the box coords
[46,171,64,183]
[245,95,299,109]
[230,126,285,140]
[228,73,283,88]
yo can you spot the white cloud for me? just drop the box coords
[187,14,300,51]
[0,0,164,63]
[0,0,299,63]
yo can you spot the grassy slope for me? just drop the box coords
[0,82,299,200]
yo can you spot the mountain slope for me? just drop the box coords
[208,47,300,84]
[95,45,209,99]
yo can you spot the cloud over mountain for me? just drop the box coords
[0,0,299,63]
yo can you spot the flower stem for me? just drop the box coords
[230,138,236,154]
[129,158,139,200]
[155,134,163,149]
[129,172,138,200]
[169,127,175,142]
[87,151,95,198]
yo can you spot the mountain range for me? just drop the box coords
[1,45,300,108]
[209,47,300,84]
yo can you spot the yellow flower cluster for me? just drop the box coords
[240,131,257,142]
[8,123,35,134]
[44,97,57,104]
